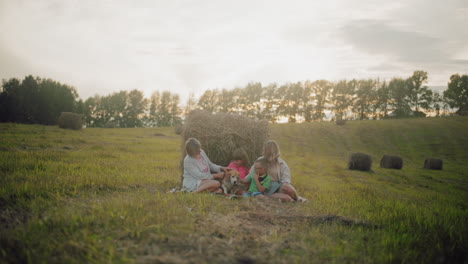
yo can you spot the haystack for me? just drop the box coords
[58,112,83,130]
[104,121,118,128]
[336,119,346,126]
[180,110,269,181]
[348,152,372,171]
[380,155,403,169]
[424,158,443,170]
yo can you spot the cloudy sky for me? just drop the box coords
[1,0,467,102]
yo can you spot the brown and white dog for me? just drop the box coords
[229,182,248,195]
[220,170,240,194]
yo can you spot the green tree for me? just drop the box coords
[217,88,237,113]
[444,73,468,115]
[374,80,390,119]
[260,83,279,122]
[155,91,182,127]
[238,82,263,119]
[330,80,356,121]
[276,83,303,123]
[18,75,40,123]
[75,99,85,115]
[36,79,77,125]
[353,79,378,120]
[388,78,412,117]
[148,91,160,127]
[197,89,218,113]
[169,94,182,126]
[0,76,78,125]
[431,92,444,117]
[156,91,172,126]
[302,81,315,122]
[0,78,21,122]
[183,92,198,118]
[407,70,432,113]
[97,95,114,126]
[122,89,147,127]
[310,80,332,121]
[103,91,127,126]
[83,96,100,127]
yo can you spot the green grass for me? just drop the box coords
[0,117,467,263]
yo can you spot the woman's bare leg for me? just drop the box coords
[268,193,293,202]
[194,180,221,193]
[279,183,298,201]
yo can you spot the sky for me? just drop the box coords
[1,0,467,103]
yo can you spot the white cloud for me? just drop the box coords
[1,0,467,102]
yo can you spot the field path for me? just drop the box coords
[135,197,371,264]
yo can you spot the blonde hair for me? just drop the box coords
[185,138,201,157]
[263,140,280,163]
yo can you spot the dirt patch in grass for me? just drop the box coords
[0,206,31,230]
[129,198,374,264]
[0,194,34,232]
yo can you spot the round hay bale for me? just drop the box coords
[58,112,83,130]
[104,121,118,128]
[348,152,372,171]
[380,155,403,169]
[174,124,184,135]
[424,158,443,170]
[180,110,270,180]
[336,119,346,126]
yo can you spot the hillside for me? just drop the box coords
[0,117,467,263]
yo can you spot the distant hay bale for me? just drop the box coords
[336,119,346,126]
[181,110,269,175]
[174,124,184,135]
[58,112,83,130]
[424,158,443,170]
[104,121,118,128]
[348,152,372,171]
[380,155,403,169]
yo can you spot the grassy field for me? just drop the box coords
[0,117,467,263]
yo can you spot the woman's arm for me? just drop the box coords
[183,156,212,180]
[279,159,291,184]
[201,150,222,173]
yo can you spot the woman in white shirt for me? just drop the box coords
[182,138,229,193]
[249,140,307,202]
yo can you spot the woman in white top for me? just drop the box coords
[250,140,306,202]
[182,138,229,193]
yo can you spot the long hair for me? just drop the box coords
[185,138,201,157]
[232,148,250,168]
[263,140,280,163]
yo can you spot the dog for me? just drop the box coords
[220,170,240,194]
[230,180,248,195]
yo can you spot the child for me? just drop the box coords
[240,157,271,197]
[227,148,250,179]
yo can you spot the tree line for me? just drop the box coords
[1,71,467,127]
[191,70,467,122]
[82,90,182,128]
[0,76,83,124]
